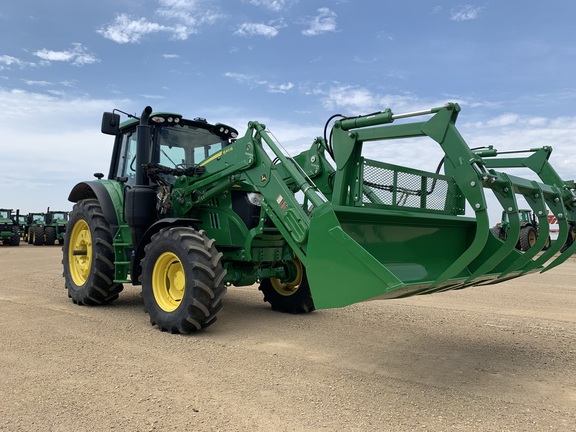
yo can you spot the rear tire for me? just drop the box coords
[560,224,576,253]
[9,226,20,246]
[140,227,227,334]
[490,226,505,240]
[45,227,56,245]
[519,226,537,251]
[62,199,123,305]
[32,227,44,246]
[259,259,315,314]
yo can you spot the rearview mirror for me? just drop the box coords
[101,112,120,135]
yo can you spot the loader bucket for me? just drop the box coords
[305,196,539,310]
[300,104,576,310]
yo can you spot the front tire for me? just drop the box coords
[259,259,315,314]
[62,199,123,305]
[519,226,537,251]
[140,227,227,334]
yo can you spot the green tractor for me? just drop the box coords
[491,209,551,251]
[44,209,69,245]
[25,212,46,245]
[62,104,576,334]
[13,212,28,240]
[0,208,20,246]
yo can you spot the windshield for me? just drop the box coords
[0,210,9,218]
[157,124,226,168]
[52,213,67,220]
[32,214,44,221]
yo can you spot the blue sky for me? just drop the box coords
[1,0,575,223]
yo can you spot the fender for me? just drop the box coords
[68,180,124,234]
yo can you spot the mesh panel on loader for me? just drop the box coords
[360,159,462,215]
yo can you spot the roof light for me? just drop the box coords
[151,116,165,123]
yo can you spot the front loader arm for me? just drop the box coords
[170,121,330,265]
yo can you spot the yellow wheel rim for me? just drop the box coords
[529,230,537,246]
[68,219,92,286]
[152,252,185,312]
[271,259,303,297]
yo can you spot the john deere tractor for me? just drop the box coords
[491,209,551,251]
[44,209,69,245]
[13,212,28,240]
[25,212,45,245]
[62,104,576,334]
[0,208,20,246]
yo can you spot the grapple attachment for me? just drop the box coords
[298,104,576,309]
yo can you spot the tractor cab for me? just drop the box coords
[102,109,238,188]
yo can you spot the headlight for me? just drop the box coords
[247,192,263,206]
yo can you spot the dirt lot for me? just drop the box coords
[0,244,575,431]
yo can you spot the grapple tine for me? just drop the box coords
[465,174,520,281]
[429,209,490,287]
[543,232,576,272]
[496,182,549,277]
[540,187,576,271]
[519,189,568,274]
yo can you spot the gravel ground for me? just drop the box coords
[0,244,575,431]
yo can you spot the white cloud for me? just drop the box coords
[0,55,36,70]
[224,72,267,88]
[320,84,423,113]
[163,54,180,59]
[98,1,224,43]
[450,5,482,22]
[97,14,167,44]
[268,82,294,93]
[34,43,99,66]
[224,72,258,84]
[224,72,293,94]
[248,0,296,12]
[24,80,52,86]
[486,113,520,127]
[141,94,165,100]
[156,0,223,39]
[302,8,337,36]
[234,22,279,38]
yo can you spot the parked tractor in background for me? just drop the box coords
[23,209,70,245]
[13,212,28,240]
[547,212,576,253]
[44,209,69,245]
[25,212,45,245]
[563,222,576,252]
[62,103,576,334]
[0,208,20,246]
[491,209,551,251]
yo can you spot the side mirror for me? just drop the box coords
[101,112,121,135]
